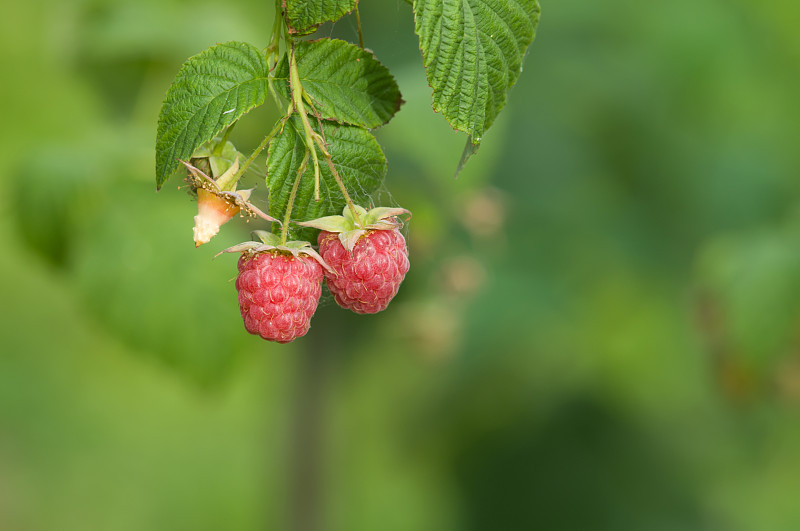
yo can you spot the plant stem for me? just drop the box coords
[354,5,365,49]
[289,41,325,202]
[267,0,283,66]
[283,17,360,225]
[287,43,360,224]
[323,155,362,225]
[280,149,309,245]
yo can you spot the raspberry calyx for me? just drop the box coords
[297,204,410,252]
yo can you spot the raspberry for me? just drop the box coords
[235,252,323,343]
[318,229,409,314]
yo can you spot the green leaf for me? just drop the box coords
[266,116,386,242]
[155,41,268,189]
[413,0,540,144]
[275,39,403,129]
[283,0,357,35]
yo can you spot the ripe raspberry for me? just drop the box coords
[318,229,410,314]
[235,252,323,343]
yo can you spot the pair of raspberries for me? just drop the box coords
[183,159,410,344]
[235,228,409,343]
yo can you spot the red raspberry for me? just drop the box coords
[235,252,323,343]
[318,229,410,314]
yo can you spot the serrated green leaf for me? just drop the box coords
[275,39,403,129]
[283,0,357,34]
[267,117,386,242]
[414,0,540,144]
[155,41,268,189]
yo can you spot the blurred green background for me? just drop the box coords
[2,0,800,529]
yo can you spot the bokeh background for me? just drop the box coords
[2,0,800,529]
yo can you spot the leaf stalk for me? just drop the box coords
[355,6,365,49]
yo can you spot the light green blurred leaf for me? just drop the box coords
[696,221,800,371]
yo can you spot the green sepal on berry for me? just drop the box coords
[297,205,410,252]
[217,230,333,274]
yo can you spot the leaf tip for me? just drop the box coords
[454,137,480,179]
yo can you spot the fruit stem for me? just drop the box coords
[323,155,362,226]
[285,26,360,226]
[289,41,325,203]
[280,149,309,245]
[231,118,284,184]
[354,6,364,49]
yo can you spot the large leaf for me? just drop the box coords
[275,39,403,129]
[413,0,540,144]
[267,117,386,242]
[283,0,357,35]
[155,41,268,189]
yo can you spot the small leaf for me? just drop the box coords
[283,0,357,34]
[156,41,269,189]
[267,117,386,242]
[414,0,540,145]
[274,39,403,129]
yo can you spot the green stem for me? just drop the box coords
[231,119,284,184]
[267,0,283,67]
[280,149,309,245]
[323,155,361,225]
[354,5,364,49]
[289,41,324,201]
[284,25,359,225]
